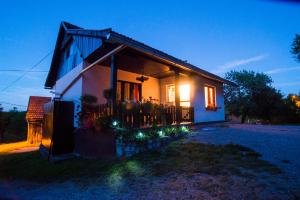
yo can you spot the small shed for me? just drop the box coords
[26,96,51,144]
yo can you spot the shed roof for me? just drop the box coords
[26,96,51,121]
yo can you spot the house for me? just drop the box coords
[45,22,234,128]
[26,96,51,144]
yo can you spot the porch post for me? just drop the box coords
[110,54,118,116]
[174,70,181,124]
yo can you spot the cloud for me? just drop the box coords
[265,66,300,74]
[211,54,268,74]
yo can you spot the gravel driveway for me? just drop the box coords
[189,124,300,190]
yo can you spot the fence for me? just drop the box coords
[86,102,194,128]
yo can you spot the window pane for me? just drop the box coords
[204,86,216,108]
[205,86,209,107]
[117,82,121,101]
[209,87,213,106]
[180,84,190,102]
[133,84,139,101]
[167,85,175,102]
[124,83,130,101]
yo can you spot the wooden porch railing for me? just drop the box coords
[89,103,194,128]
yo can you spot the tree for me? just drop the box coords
[224,70,281,123]
[0,104,3,142]
[281,94,300,123]
[291,34,300,62]
[0,105,10,143]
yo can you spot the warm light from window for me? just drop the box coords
[180,84,190,101]
[204,86,216,108]
[180,84,190,107]
[167,84,190,106]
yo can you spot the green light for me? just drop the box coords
[181,126,189,132]
[158,130,164,137]
[112,120,118,126]
[136,131,144,139]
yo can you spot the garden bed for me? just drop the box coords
[111,120,191,158]
[116,131,187,158]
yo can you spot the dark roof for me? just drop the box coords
[45,21,235,88]
[26,96,51,120]
[62,21,82,30]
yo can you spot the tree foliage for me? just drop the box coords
[0,106,27,143]
[0,104,4,142]
[291,34,300,62]
[224,70,300,124]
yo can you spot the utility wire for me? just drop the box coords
[1,50,53,92]
[0,69,48,72]
[0,101,27,108]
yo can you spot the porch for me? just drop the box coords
[79,44,198,128]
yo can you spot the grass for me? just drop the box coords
[0,140,281,183]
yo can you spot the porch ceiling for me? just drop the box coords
[86,45,187,79]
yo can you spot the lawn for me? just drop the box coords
[0,139,281,183]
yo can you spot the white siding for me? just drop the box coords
[54,62,84,127]
[193,76,225,123]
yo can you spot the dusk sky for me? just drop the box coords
[0,0,300,110]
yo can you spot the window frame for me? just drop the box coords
[204,84,217,111]
[117,80,142,102]
[166,84,175,103]
[166,84,191,107]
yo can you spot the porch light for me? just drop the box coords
[136,75,149,83]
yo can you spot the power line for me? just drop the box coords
[0,101,27,108]
[0,69,48,72]
[1,50,53,92]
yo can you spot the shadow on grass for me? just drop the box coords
[0,140,281,184]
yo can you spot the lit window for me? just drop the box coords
[167,84,190,107]
[204,85,216,110]
[180,84,190,107]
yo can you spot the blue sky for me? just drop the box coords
[0,0,300,110]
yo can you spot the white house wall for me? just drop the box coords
[193,76,225,123]
[54,62,84,127]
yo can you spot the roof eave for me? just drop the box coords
[107,32,235,85]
